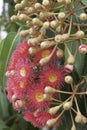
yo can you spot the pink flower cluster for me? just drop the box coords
[6,40,65,128]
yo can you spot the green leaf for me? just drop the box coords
[83,76,87,90]
[62,2,84,23]
[0,32,22,88]
[16,21,27,28]
[75,51,86,77]
[84,76,87,82]
[0,120,8,130]
[82,0,87,5]
[64,41,86,78]
[0,124,8,130]
[0,40,5,56]
[0,91,9,119]
[83,95,87,113]
[9,124,18,130]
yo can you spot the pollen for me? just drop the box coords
[48,74,58,83]
[20,81,25,88]
[42,50,51,58]
[35,92,44,102]
[20,67,26,77]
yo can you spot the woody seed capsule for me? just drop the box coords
[79,13,87,21]
[75,112,82,123]
[65,75,73,84]
[75,30,85,39]
[46,118,57,127]
[34,3,42,9]
[55,34,62,42]
[29,47,40,55]
[42,0,50,6]
[63,101,72,110]
[39,56,51,66]
[56,49,64,58]
[44,86,56,94]
[58,12,66,20]
[32,18,43,26]
[43,21,50,29]
[49,106,61,115]
[67,55,75,65]
[57,0,64,4]
[50,20,58,28]
[40,41,55,49]
[19,14,29,21]
[10,15,18,22]
[15,3,23,10]
[65,0,71,4]
[71,124,76,130]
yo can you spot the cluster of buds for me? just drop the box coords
[6,0,87,129]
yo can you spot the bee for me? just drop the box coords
[33,66,41,80]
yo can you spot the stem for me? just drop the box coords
[68,15,73,35]
[60,96,73,107]
[70,110,74,124]
[71,83,74,91]
[51,102,62,105]
[76,91,87,95]
[53,96,72,110]
[64,20,87,27]
[52,98,62,103]
[83,38,87,40]
[65,43,72,56]
[50,28,56,33]
[74,97,80,113]
[71,107,78,114]
[44,37,55,41]
[71,94,74,102]
[54,5,65,10]
[63,24,69,33]
[74,79,85,92]
[56,110,65,120]
[75,6,87,12]
[56,89,73,95]
[50,43,58,57]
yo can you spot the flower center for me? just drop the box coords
[20,67,26,77]
[42,50,51,58]
[35,92,44,102]
[48,74,58,83]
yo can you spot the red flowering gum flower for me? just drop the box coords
[7,51,21,71]
[24,110,42,128]
[14,58,34,80]
[27,83,51,110]
[36,111,62,127]
[7,40,30,71]
[15,39,30,57]
[40,67,65,89]
[7,77,15,102]
[7,60,33,99]
[24,110,62,128]
[7,74,32,100]
[13,78,32,99]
